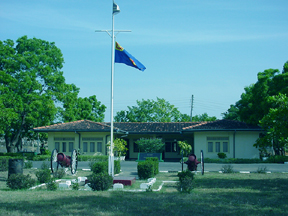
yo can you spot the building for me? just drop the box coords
[33,119,262,161]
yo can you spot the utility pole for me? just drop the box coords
[190,95,194,122]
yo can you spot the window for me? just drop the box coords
[223,142,228,152]
[215,142,220,152]
[207,137,229,153]
[165,142,178,152]
[133,142,139,152]
[90,142,95,152]
[208,142,213,152]
[69,142,74,152]
[55,142,60,151]
[62,142,66,152]
[97,142,102,152]
[83,142,88,152]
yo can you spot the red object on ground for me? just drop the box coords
[113,177,136,186]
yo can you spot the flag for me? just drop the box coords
[113,2,120,15]
[115,42,146,71]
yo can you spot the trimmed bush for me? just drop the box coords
[7,174,36,190]
[91,161,108,174]
[145,157,159,175]
[266,155,288,163]
[78,155,108,162]
[46,179,57,191]
[137,161,154,180]
[90,160,121,175]
[217,152,227,159]
[88,172,113,191]
[177,170,194,193]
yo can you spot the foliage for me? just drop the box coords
[113,138,128,156]
[90,160,120,175]
[0,157,9,171]
[114,97,183,122]
[256,166,268,173]
[137,161,155,180]
[32,155,50,161]
[221,165,234,173]
[135,138,165,153]
[35,162,51,183]
[24,160,33,169]
[177,170,194,193]
[53,168,66,179]
[0,36,106,152]
[79,155,108,162]
[177,141,192,157]
[204,157,263,163]
[40,148,51,155]
[88,172,113,191]
[255,94,288,155]
[7,174,36,190]
[46,179,57,191]
[72,181,80,190]
[217,152,227,159]
[145,157,159,175]
[266,155,288,163]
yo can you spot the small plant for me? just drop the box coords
[221,165,234,173]
[24,160,33,169]
[137,161,154,180]
[91,161,108,174]
[177,170,194,193]
[35,162,51,183]
[217,152,227,159]
[146,184,153,192]
[88,172,113,191]
[53,168,66,179]
[257,166,268,173]
[7,174,36,190]
[46,179,57,191]
[72,180,80,190]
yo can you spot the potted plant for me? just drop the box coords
[113,138,128,161]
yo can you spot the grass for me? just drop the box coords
[0,169,288,216]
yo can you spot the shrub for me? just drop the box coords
[137,161,154,180]
[145,157,159,175]
[135,138,165,153]
[221,165,234,173]
[72,181,80,190]
[7,174,36,190]
[32,155,50,161]
[0,157,10,171]
[91,161,108,174]
[266,155,288,163]
[90,160,121,175]
[217,152,227,159]
[35,162,51,183]
[114,160,121,174]
[257,166,268,173]
[79,155,108,162]
[177,170,194,193]
[88,173,113,191]
[46,179,57,191]
[53,168,66,179]
[24,160,33,169]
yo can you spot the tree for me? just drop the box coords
[0,36,106,152]
[114,97,182,122]
[254,94,288,155]
[223,61,288,125]
[58,84,106,122]
[135,138,165,153]
[192,113,217,122]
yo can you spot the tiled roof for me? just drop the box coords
[33,120,113,132]
[33,119,261,133]
[182,120,261,131]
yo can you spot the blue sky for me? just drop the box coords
[1,0,288,122]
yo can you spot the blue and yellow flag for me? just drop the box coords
[115,42,146,71]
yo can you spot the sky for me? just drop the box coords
[1,0,288,122]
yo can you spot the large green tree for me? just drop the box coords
[0,36,106,152]
[254,94,288,155]
[114,97,183,122]
[223,61,288,125]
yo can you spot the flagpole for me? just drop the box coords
[109,1,116,177]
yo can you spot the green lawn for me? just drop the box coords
[0,169,287,216]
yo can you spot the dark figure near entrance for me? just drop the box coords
[184,154,200,171]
